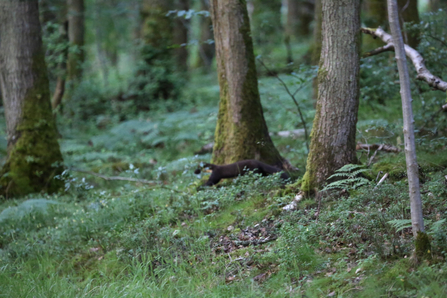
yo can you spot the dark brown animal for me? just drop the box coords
[194,159,290,186]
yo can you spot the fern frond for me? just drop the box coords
[387,219,412,232]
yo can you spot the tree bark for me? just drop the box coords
[209,0,290,169]
[301,0,361,192]
[173,0,190,72]
[67,0,85,80]
[388,0,427,251]
[0,0,64,196]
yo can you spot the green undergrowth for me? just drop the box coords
[1,155,447,297]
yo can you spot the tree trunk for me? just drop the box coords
[311,0,322,66]
[173,0,190,72]
[363,0,388,28]
[209,0,289,169]
[39,0,68,110]
[301,0,361,192]
[0,0,64,197]
[138,0,178,104]
[397,0,420,48]
[311,0,322,101]
[363,0,389,49]
[286,0,314,39]
[67,0,85,80]
[388,0,429,260]
[197,0,215,71]
[52,21,69,110]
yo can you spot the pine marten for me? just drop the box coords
[194,159,290,186]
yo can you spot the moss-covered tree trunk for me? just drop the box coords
[301,0,360,192]
[209,0,289,169]
[173,0,190,72]
[196,0,215,71]
[0,0,64,197]
[67,0,85,80]
[397,0,420,48]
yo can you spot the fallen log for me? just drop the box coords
[356,143,400,153]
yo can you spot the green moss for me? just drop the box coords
[415,231,431,260]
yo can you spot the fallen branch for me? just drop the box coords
[361,27,447,92]
[233,235,277,247]
[374,172,389,189]
[356,143,400,153]
[70,168,161,185]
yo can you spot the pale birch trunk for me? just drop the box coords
[387,0,429,259]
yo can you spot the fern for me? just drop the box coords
[428,219,446,234]
[322,164,370,191]
[387,219,413,232]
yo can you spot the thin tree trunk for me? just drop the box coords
[173,0,190,72]
[94,0,109,86]
[388,0,429,259]
[197,0,215,71]
[286,0,314,38]
[67,0,85,80]
[0,0,64,196]
[52,21,69,110]
[363,0,389,49]
[209,0,290,169]
[301,0,361,192]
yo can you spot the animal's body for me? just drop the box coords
[194,159,290,186]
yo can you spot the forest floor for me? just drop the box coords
[1,72,447,297]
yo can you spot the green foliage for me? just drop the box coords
[322,164,370,191]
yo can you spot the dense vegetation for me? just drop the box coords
[1,1,447,297]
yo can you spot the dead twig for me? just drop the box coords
[374,173,389,189]
[70,168,160,185]
[356,143,400,153]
